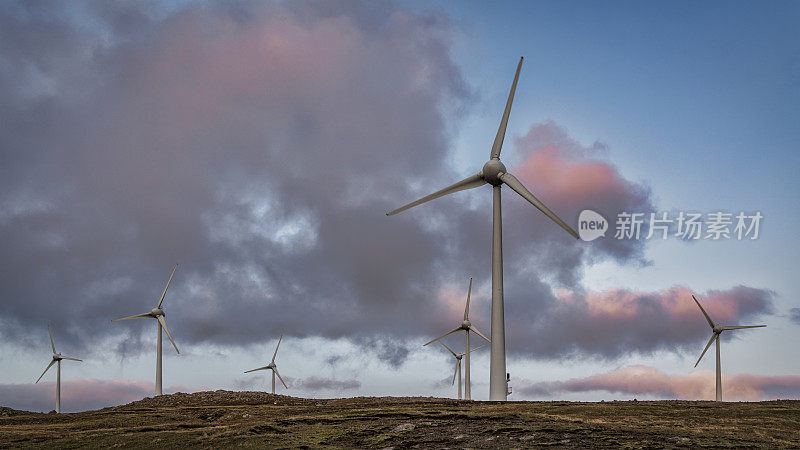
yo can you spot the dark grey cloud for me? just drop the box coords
[789,308,800,325]
[296,376,360,392]
[505,285,773,360]
[0,0,770,370]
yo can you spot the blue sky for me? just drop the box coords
[427,0,800,297]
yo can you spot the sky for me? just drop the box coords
[1,0,799,412]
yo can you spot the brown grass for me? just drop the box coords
[1,391,798,448]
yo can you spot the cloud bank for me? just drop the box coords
[0,379,153,413]
[0,1,775,371]
[506,285,773,359]
[519,365,800,401]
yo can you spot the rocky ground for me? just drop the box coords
[1,391,798,448]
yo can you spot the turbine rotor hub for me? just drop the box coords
[461,320,471,329]
[151,308,164,317]
[482,160,507,186]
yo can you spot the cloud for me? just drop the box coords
[0,378,153,413]
[789,308,800,325]
[0,1,766,372]
[505,285,773,359]
[504,121,655,286]
[0,1,471,362]
[519,365,800,401]
[296,376,360,392]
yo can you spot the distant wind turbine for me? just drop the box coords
[423,277,490,400]
[387,57,579,400]
[35,325,82,413]
[112,264,180,396]
[245,335,287,394]
[437,341,485,400]
[692,295,766,401]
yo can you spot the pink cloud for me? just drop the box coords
[555,286,765,327]
[520,365,800,401]
[0,378,152,412]
[513,121,647,213]
[496,121,655,286]
[507,284,773,358]
[0,378,198,413]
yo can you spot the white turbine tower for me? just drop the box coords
[112,264,180,396]
[437,341,485,400]
[35,325,82,413]
[692,295,766,401]
[387,57,579,400]
[423,277,490,400]
[245,335,288,394]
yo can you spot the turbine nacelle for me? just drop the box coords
[151,308,165,317]
[481,160,507,186]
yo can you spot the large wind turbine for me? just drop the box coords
[35,325,82,413]
[245,335,287,394]
[437,341,485,400]
[112,264,180,396]
[387,57,579,400]
[692,295,766,401]
[423,277,490,400]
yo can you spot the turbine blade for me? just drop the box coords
[452,359,459,385]
[48,325,56,354]
[464,277,472,321]
[157,316,180,354]
[692,295,716,329]
[273,367,288,389]
[720,325,767,330]
[111,313,152,322]
[244,366,269,373]
[468,325,491,343]
[60,356,82,362]
[386,173,485,216]
[468,344,486,354]
[490,57,523,160]
[423,327,462,346]
[438,340,458,357]
[271,335,282,364]
[156,264,178,309]
[499,172,579,239]
[694,334,716,367]
[35,359,56,383]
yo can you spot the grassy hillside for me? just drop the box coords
[1,391,798,448]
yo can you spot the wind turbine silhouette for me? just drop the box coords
[692,295,766,401]
[112,264,180,396]
[387,58,579,400]
[245,335,288,394]
[437,341,485,400]
[35,325,82,413]
[423,277,490,400]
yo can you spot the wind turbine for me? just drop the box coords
[35,325,82,413]
[423,277,490,400]
[245,335,287,394]
[437,341,485,400]
[692,295,766,401]
[112,264,180,396]
[387,57,579,400]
